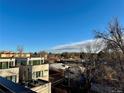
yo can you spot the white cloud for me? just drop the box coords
[51,39,106,53]
[52,39,94,49]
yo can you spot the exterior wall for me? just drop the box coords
[32,64,49,81]
[14,53,30,58]
[31,82,51,93]
[0,54,14,58]
[0,67,19,83]
[19,64,49,82]
[19,65,31,82]
[0,53,30,58]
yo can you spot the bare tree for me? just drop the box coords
[95,18,124,72]
[81,39,104,65]
[95,18,124,54]
[85,39,104,53]
[17,45,24,57]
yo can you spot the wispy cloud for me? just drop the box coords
[52,39,94,50]
[51,39,106,53]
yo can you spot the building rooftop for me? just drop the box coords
[22,79,49,88]
[0,77,36,93]
[50,63,69,71]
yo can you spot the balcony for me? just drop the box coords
[0,67,19,77]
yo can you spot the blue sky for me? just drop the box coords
[0,0,124,52]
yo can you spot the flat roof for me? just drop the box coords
[0,77,36,93]
[23,79,49,88]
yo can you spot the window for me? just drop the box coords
[32,72,36,78]
[29,60,41,65]
[0,62,8,69]
[6,76,11,81]
[31,60,41,65]
[33,71,43,79]
[20,60,27,66]
[3,62,9,69]
[29,60,40,65]
[41,60,44,63]
[0,63,2,69]
[6,75,16,83]
[41,71,43,77]
[9,61,14,67]
[11,76,16,83]
[43,70,48,77]
[36,71,41,78]
[29,61,32,65]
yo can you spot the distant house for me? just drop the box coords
[0,51,30,58]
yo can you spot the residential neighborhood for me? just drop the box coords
[0,0,124,93]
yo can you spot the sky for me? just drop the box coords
[0,0,124,52]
